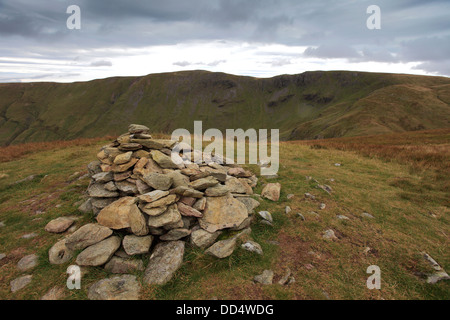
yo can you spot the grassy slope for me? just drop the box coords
[0,129,448,300]
[0,71,449,146]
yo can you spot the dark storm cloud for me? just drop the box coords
[0,0,449,77]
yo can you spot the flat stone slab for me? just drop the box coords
[88,275,141,300]
[11,275,33,293]
[65,223,113,251]
[199,194,248,233]
[45,217,75,233]
[17,254,39,271]
[143,241,185,285]
[76,236,121,266]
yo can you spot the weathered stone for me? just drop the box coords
[88,275,141,300]
[177,202,203,218]
[225,177,248,194]
[138,190,170,203]
[150,150,179,169]
[45,217,75,234]
[17,254,39,271]
[41,286,67,300]
[319,203,326,210]
[160,228,191,241]
[135,179,152,194]
[228,167,252,178]
[170,186,204,198]
[128,204,149,236]
[147,204,182,228]
[230,216,253,231]
[304,192,316,200]
[114,171,132,182]
[236,197,260,214]
[205,238,237,259]
[180,196,196,206]
[96,197,138,230]
[111,158,138,173]
[11,275,32,293]
[131,139,176,150]
[21,232,38,239]
[323,229,338,241]
[143,241,185,285]
[254,270,273,285]
[87,183,119,198]
[104,256,144,274]
[142,195,177,209]
[141,206,167,216]
[118,143,142,152]
[114,152,133,165]
[103,181,118,192]
[123,235,153,255]
[190,176,219,190]
[193,197,207,211]
[0,253,6,261]
[199,194,248,233]
[285,206,292,214]
[92,171,114,183]
[258,211,273,223]
[76,236,121,266]
[362,212,375,219]
[88,160,102,176]
[116,181,139,194]
[129,124,150,134]
[91,197,117,210]
[141,173,173,191]
[65,224,113,251]
[49,239,75,265]
[205,184,230,197]
[190,229,222,249]
[261,183,281,201]
[241,241,263,255]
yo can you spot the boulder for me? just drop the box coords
[190,229,222,249]
[76,236,121,266]
[104,256,144,274]
[122,235,153,255]
[65,223,113,251]
[199,194,248,233]
[143,241,185,285]
[45,217,75,233]
[88,275,141,300]
[261,183,281,201]
[147,204,183,228]
[96,197,138,231]
[141,173,173,191]
[150,150,179,169]
[49,239,74,265]
[205,238,237,259]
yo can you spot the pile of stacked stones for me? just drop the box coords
[48,124,263,288]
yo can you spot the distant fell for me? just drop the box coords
[0,70,449,146]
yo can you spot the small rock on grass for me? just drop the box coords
[41,286,67,300]
[11,275,33,293]
[322,229,337,241]
[17,254,39,271]
[254,270,274,285]
[88,275,141,300]
[21,233,38,239]
[241,241,263,255]
[258,211,273,223]
[362,212,375,219]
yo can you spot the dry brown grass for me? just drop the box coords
[298,128,450,174]
[0,136,115,163]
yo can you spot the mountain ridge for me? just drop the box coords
[0,70,449,146]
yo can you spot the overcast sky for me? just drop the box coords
[0,0,449,82]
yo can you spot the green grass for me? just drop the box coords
[0,130,449,300]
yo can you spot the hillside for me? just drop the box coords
[0,70,449,146]
[0,129,448,300]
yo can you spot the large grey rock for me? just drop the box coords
[205,238,237,259]
[45,217,75,233]
[143,241,185,285]
[17,254,39,271]
[65,223,113,251]
[87,183,120,198]
[150,150,179,169]
[76,236,121,266]
[122,235,153,255]
[225,177,248,194]
[147,204,182,228]
[88,275,141,300]
[261,183,281,201]
[11,275,33,293]
[254,270,274,285]
[141,173,173,191]
[129,124,150,134]
[236,197,260,214]
[199,194,249,233]
[190,229,222,249]
[49,239,74,265]
[160,228,191,241]
[104,256,144,274]
[96,197,138,231]
[241,241,263,255]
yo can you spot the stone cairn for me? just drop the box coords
[48,124,264,295]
